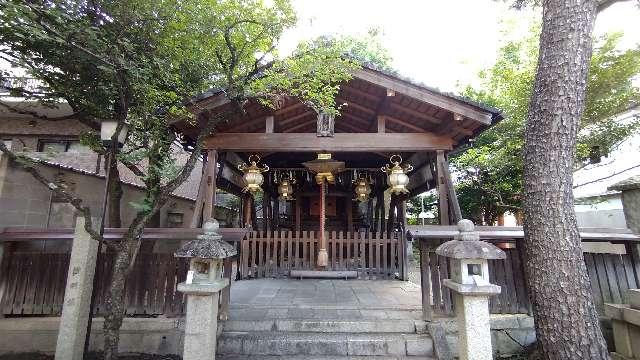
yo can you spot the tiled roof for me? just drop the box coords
[26,148,202,201]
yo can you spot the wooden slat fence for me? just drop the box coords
[423,242,640,316]
[240,231,401,279]
[1,252,191,317]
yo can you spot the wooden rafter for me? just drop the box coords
[385,115,428,133]
[389,102,442,125]
[354,68,493,125]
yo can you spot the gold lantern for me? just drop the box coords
[353,175,372,202]
[302,153,345,185]
[277,174,296,201]
[381,155,413,195]
[238,155,269,193]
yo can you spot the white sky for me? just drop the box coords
[281,0,640,92]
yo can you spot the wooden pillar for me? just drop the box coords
[436,152,450,225]
[262,192,270,232]
[242,195,252,228]
[317,181,328,267]
[273,198,280,230]
[251,197,258,229]
[189,153,208,228]
[346,198,353,233]
[387,194,396,234]
[399,199,409,281]
[202,150,218,221]
[295,196,301,235]
[436,150,462,224]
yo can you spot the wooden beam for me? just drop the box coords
[377,115,386,133]
[354,68,493,125]
[436,151,450,226]
[189,156,208,228]
[340,111,371,127]
[202,150,218,221]
[274,101,307,115]
[205,133,454,152]
[437,151,462,222]
[265,115,274,133]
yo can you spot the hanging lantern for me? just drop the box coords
[277,174,296,201]
[238,155,269,193]
[381,154,414,195]
[302,153,345,185]
[353,175,372,202]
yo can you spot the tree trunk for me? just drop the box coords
[522,0,608,359]
[103,248,131,360]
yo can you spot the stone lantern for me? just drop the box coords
[175,219,237,360]
[436,219,505,360]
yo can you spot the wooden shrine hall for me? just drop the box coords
[175,66,503,280]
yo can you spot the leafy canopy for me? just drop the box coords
[454,24,640,223]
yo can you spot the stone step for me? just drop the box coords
[223,319,425,334]
[218,331,434,357]
[218,355,435,360]
[227,307,423,321]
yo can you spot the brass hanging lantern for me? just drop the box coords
[277,173,296,201]
[302,153,345,185]
[381,154,413,195]
[353,175,372,202]
[238,154,269,193]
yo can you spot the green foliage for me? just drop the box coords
[455,25,640,223]
[0,0,358,208]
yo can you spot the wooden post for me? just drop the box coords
[273,198,280,230]
[317,180,328,267]
[346,198,353,233]
[189,153,208,228]
[387,194,396,234]
[262,192,270,232]
[377,115,386,133]
[265,115,274,133]
[202,150,218,221]
[399,199,409,281]
[219,256,233,320]
[419,239,433,320]
[436,151,450,225]
[295,196,301,235]
[243,195,252,228]
[437,150,462,223]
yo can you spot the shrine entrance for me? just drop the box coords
[173,65,502,280]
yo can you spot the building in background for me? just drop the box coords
[573,106,640,228]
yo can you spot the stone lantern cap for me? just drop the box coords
[608,175,640,192]
[436,219,506,260]
[174,219,237,259]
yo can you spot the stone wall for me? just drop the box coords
[0,318,184,356]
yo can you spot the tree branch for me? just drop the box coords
[0,141,103,241]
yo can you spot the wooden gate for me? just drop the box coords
[239,231,401,279]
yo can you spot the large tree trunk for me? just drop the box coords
[522,0,608,359]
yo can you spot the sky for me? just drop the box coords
[280,0,640,93]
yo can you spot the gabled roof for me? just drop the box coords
[176,65,503,149]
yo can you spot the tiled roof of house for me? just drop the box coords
[26,149,203,201]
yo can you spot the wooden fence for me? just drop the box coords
[1,252,190,317]
[239,230,401,279]
[423,246,530,316]
[419,239,640,317]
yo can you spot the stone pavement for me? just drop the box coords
[228,279,423,311]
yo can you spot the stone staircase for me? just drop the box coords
[217,306,436,359]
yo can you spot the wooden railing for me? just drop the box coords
[410,226,640,318]
[239,231,402,280]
